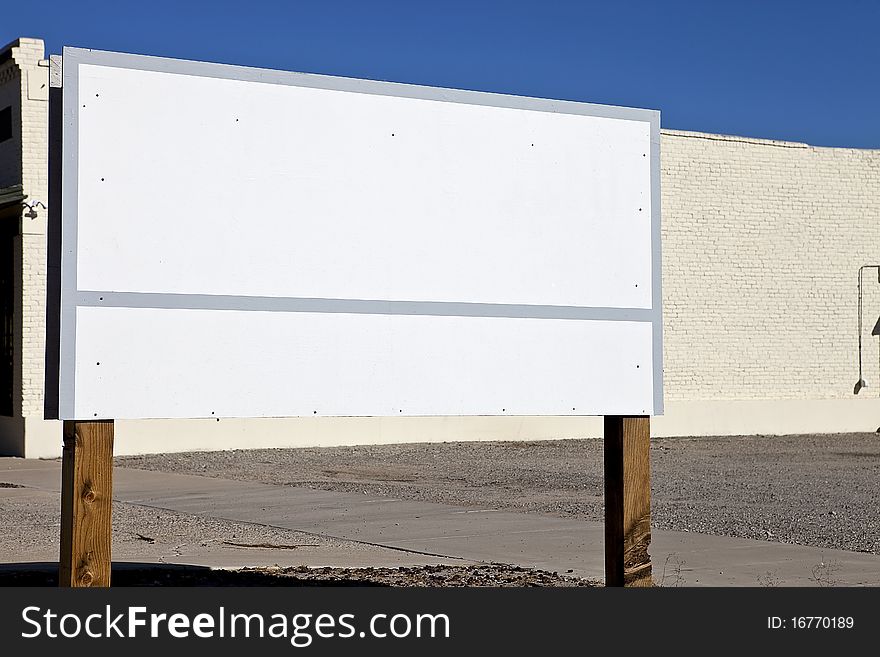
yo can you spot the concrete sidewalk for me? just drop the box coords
[2,457,879,586]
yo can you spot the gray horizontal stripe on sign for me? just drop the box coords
[76,291,655,322]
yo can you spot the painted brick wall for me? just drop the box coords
[20,233,46,416]
[0,57,22,188]
[21,42,49,419]
[660,129,880,401]
[4,40,880,453]
[3,39,49,419]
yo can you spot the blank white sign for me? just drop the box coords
[74,307,654,419]
[54,47,662,421]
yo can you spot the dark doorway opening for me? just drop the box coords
[0,214,15,416]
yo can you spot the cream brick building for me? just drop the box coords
[0,38,53,456]
[2,38,879,458]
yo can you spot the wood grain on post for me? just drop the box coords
[604,415,651,587]
[59,420,114,587]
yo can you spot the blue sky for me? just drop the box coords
[4,0,878,147]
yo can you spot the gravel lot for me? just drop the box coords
[120,433,880,555]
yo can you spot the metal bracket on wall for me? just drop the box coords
[855,264,880,394]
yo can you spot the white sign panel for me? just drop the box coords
[50,47,662,420]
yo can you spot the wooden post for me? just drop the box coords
[604,415,651,587]
[60,420,114,587]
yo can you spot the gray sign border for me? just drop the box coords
[50,46,663,420]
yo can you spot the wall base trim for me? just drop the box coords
[9,397,880,458]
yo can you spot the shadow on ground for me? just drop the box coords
[0,563,384,587]
[0,562,598,587]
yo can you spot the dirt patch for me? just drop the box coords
[0,564,599,587]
